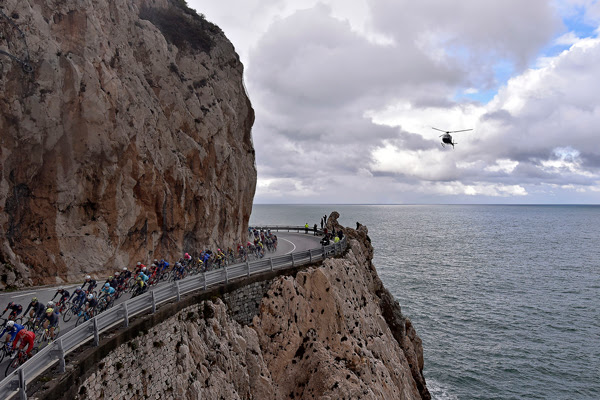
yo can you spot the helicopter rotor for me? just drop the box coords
[432,127,473,134]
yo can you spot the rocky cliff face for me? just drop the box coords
[46,222,430,400]
[0,0,256,287]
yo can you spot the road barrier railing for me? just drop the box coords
[0,226,347,400]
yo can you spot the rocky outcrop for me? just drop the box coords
[42,222,430,400]
[0,0,256,287]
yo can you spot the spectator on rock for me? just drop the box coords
[304,223,309,234]
[320,218,324,229]
[313,223,318,236]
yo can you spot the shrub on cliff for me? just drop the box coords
[139,0,221,53]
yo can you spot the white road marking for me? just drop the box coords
[279,237,297,254]
[10,291,36,298]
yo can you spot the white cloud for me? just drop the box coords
[185,0,600,203]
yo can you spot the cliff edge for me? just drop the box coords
[0,0,256,287]
[40,217,430,400]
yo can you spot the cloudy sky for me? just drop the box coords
[189,0,600,204]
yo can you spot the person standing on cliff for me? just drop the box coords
[320,218,324,229]
[313,223,318,236]
[305,223,309,234]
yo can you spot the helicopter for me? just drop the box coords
[432,127,473,148]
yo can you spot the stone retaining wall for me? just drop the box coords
[222,279,274,325]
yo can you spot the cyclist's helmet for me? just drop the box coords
[46,301,55,308]
[151,264,156,268]
[108,276,113,280]
[85,275,91,280]
[87,294,93,300]
[75,287,82,292]
[7,301,13,307]
[115,272,120,276]
[6,321,14,328]
[46,308,54,314]
[104,283,110,288]
[141,267,147,272]
[137,262,141,266]
[122,267,127,271]
[154,259,158,263]
[31,297,38,303]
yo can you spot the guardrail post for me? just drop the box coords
[291,253,295,267]
[56,338,66,373]
[225,267,229,284]
[246,260,250,277]
[123,302,129,328]
[309,249,313,263]
[93,318,99,346]
[18,368,26,400]
[203,272,207,291]
[175,281,181,302]
[270,257,274,271]
[151,291,156,313]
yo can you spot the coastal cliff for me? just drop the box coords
[0,0,256,287]
[41,219,430,400]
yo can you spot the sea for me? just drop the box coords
[249,204,600,400]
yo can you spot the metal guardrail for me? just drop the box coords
[0,226,347,399]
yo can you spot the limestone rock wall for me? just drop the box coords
[52,224,430,400]
[0,0,256,287]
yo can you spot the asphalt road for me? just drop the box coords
[0,232,322,373]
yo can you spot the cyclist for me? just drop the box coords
[138,270,150,284]
[82,294,98,317]
[23,297,46,322]
[104,275,117,289]
[41,308,59,340]
[112,272,121,287]
[100,283,116,302]
[158,259,170,276]
[134,262,146,274]
[1,302,23,321]
[134,276,148,294]
[69,287,87,309]
[0,321,25,344]
[51,288,70,309]
[119,266,129,279]
[172,262,185,280]
[11,326,35,358]
[82,275,97,293]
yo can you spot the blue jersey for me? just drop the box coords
[101,286,116,295]
[0,323,25,342]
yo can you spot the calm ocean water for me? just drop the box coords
[250,205,600,400]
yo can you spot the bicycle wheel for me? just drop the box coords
[63,308,74,323]
[53,325,61,339]
[75,313,85,327]
[4,353,22,377]
[0,346,7,364]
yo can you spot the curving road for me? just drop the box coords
[0,231,322,373]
